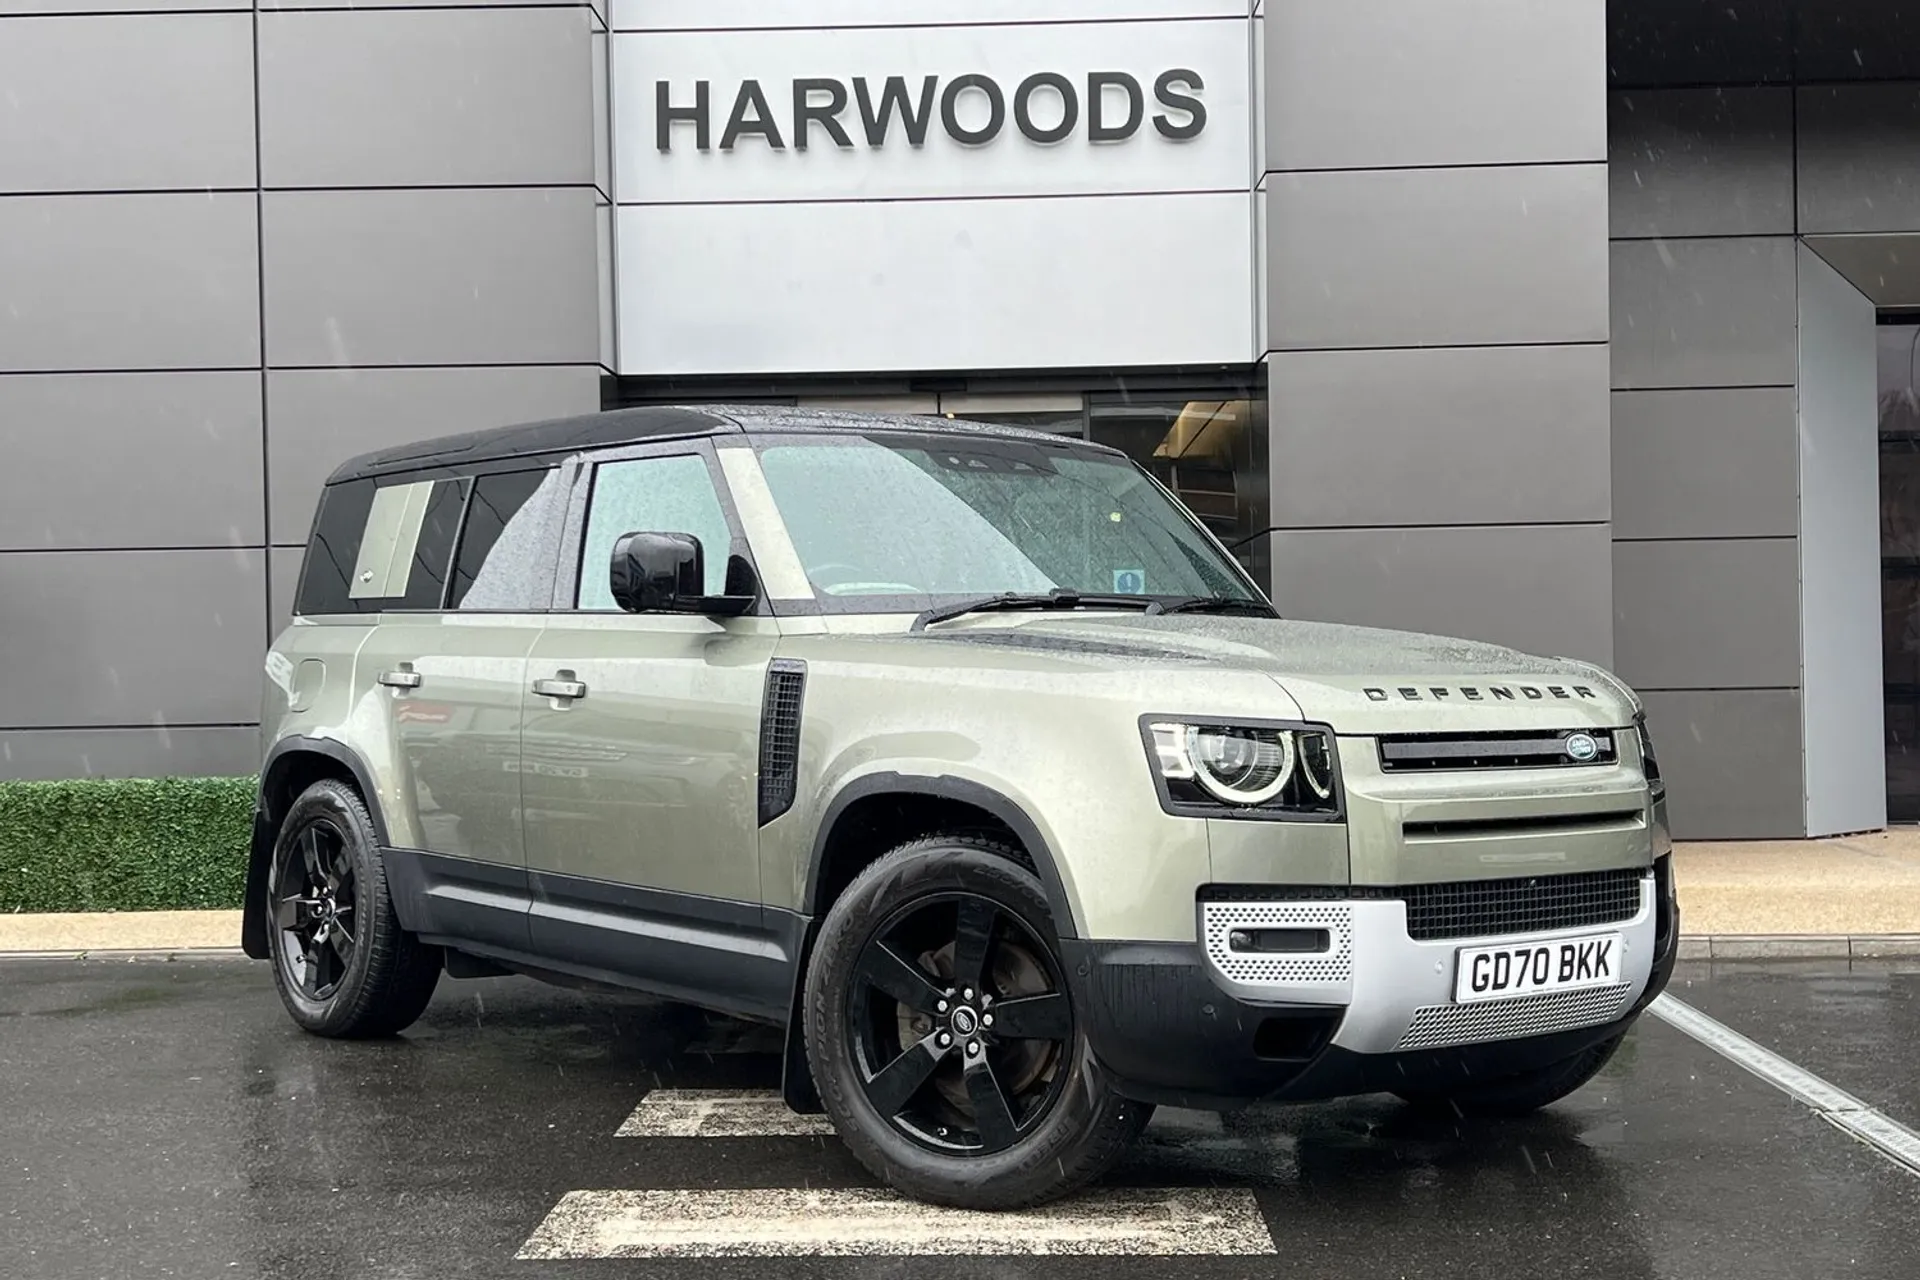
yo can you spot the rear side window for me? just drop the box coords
[295,476,467,615]
[451,469,555,609]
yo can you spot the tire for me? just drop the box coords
[1396,1030,1626,1117]
[264,778,442,1039]
[803,835,1152,1211]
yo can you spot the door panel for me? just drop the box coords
[356,617,542,950]
[520,614,774,898]
[520,441,785,1005]
[519,614,782,1014]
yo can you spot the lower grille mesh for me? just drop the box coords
[1396,983,1634,1051]
[1370,867,1646,942]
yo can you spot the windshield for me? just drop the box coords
[752,434,1262,609]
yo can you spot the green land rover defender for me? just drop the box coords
[243,404,1679,1209]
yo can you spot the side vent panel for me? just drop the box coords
[758,659,807,826]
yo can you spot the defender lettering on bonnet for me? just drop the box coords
[1363,685,1600,702]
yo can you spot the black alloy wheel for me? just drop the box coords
[272,819,359,1002]
[848,891,1075,1154]
[804,836,1151,1210]
[264,778,441,1039]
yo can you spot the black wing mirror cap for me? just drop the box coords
[609,532,757,616]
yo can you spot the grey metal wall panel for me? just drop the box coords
[262,188,599,368]
[1796,244,1886,837]
[0,550,265,728]
[0,14,254,193]
[1266,345,1609,528]
[1611,387,1799,541]
[259,8,594,188]
[1606,0,1791,88]
[1612,538,1801,690]
[1608,88,1793,239]
[1804,233,1920,310]
[258,0,594,9]
[1797,84,1920,236]
[1795,2,1920,82]
[0,727,259,782]
[1264,0,1604,172]
[265,365,601,544]
[1267,165,1609,351]
[0,373,263,551]
[1268,524,1614,668]
[0,0,243,13]
[1639,689,1804,839]
[1609,237,1797,390]
[270,547,303,639]
[0,194,260,373]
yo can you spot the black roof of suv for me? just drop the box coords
[327,403,1118,485]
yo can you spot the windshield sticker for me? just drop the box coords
[1113,569,1147,595]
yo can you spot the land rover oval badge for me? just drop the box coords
[1565,732,1600,762]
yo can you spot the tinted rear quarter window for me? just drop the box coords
[296,479,377,615]
[296,476,467,615]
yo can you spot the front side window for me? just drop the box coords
[577,454,733,608]
[753,434,1260,607]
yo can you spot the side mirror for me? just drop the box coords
[609,531,758,616]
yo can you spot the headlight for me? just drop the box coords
[1143,719,1342,819]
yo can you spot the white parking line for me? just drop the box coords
[616,1089,834,1138]
[615,1089,1248,1146]
[515,1187,1276,1258]
[1649,993,1920,1177]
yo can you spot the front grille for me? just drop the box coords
[1366,867,1645,941]
[1378,729,1617,772]
[1396,983,1634,1051]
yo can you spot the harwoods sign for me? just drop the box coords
[654,70,1208,151]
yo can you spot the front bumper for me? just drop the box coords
[1065,856,1679,1110]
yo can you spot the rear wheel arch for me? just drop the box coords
[242,738,390,959]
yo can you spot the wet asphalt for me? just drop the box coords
[2,954,1917,1280]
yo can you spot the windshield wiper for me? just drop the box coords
[1155,596,1278,617]
[911,589,1166,632]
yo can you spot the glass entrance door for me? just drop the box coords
[1880,321,1920,819]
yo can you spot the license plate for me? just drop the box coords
[1453,933,1621,1004]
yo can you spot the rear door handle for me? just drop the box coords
[533,675,587,701]
[378,666,422,690]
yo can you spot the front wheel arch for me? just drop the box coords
[802,774,1080,938]
[782,776,1080,1116]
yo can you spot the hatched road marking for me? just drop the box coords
[615,1088,1244,1147]
[1649,993,1920,1178]
[514,1187,1276,1258]
[616,1089,835,1138]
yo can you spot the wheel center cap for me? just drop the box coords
[950,1006,979,1037]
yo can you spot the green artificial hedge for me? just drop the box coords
[0,776,255,913]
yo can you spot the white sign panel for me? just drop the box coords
[613,1,1249,32]
[618,192,1253,375]
[609,13,1256,376]
[613,22,1249,203]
